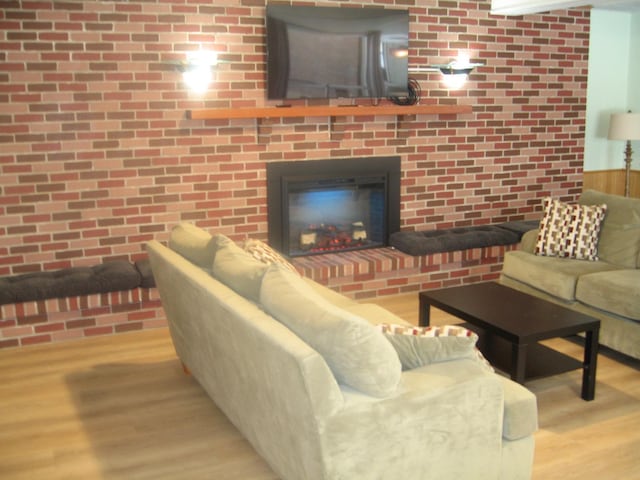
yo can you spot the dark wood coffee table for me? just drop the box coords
[419,282,600,401]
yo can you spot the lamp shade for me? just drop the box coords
[608,113,640,141]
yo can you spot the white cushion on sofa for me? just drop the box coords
[260,264,402,397]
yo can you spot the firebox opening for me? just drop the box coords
[267,156,401,258]
[286,175,386,257]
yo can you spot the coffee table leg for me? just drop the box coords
[582,327,599,401]
[419,295,431,327]
[511,342,527,384]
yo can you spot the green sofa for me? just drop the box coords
[501,190,640,360]
[147,223,537,480]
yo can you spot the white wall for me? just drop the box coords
[584,10,640,171]
[630,13,640,107]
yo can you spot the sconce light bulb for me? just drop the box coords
[454,52,471,67]
[393,48,409,58]
[442,73,468,90]
[186,50,218,68]
[182,49,218,94]
[183,67,213,94]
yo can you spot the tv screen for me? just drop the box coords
[266,5,409,100]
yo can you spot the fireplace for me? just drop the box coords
[267,157,401,257]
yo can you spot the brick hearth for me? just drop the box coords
[0,288,163,349]
[294,244,516,299]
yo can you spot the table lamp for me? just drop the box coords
[608,111,640,197]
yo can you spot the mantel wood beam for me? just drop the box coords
[186,104,472,120]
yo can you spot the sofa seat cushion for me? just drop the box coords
[260,265,402,397]
[576,269,640,321]
[502,250,619,301]
[498,377,538,441]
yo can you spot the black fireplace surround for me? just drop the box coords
[267,156,401,257]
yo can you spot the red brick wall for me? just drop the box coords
[0,0,590,276]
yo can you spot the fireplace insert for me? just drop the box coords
[267,157,401,257]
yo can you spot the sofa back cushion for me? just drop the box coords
[260,264,402,397]
[579,190,640,268]
[212,234,268,303]
[168,223,218,269]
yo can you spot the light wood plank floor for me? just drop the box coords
[1,293,639,479]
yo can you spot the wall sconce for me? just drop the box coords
[608,111,640,197]
[409,55,484,90]
[176,50,220,94]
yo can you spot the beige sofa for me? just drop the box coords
[147,223,537,480]
[501,190,640,360]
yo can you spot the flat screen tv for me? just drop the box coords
[266,5,409,100]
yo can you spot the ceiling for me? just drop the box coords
[491,0,640,15]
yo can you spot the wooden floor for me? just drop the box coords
[1,293,639,480]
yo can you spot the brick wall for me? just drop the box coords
[1,0,589,275]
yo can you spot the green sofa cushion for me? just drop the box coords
[576,270,640,321]
[260,264,402,397]
[341,302,410,327]
[579,190,640,268]
[212,234,268,303]
[168,222,218,269]
[502,250,619,301]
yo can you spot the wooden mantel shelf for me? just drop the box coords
[187,104,472,120]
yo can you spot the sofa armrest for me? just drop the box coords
[321,360,508,479]
[499,376,538,440]
[519,229,539,253]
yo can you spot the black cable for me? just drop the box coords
[388,78,420,106]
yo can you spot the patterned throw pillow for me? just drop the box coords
[377,323,493,372]
[534,197,607,261]
[243,238,299,275]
